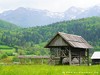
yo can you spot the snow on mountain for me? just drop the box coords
[46,11,64,18]
[0,5,100,27]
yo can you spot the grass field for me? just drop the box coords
[0,65,99,75]
[0,45,15,54]
[0,45,99,75]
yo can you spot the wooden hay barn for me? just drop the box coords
[91,52,100,65]
[45,32,93,65]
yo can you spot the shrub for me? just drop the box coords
[12,56,19,62]
[1,53,8,59]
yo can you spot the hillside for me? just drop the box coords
[0,19,20,30]
[21,17,100,45]
[0,17,100,55]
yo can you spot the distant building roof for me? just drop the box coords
[91,52,100,59]
[45,32,93,49]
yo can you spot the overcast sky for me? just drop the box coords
[0,0,100,13]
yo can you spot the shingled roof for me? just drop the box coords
[45,32,93,49]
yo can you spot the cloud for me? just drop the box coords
[0,0,100,12]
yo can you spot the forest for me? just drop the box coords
[0,16,100,55]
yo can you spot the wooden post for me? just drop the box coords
[57,49,58,57]
[50,48,52,64]
[79,51,81,65]
[25,58,26,64]
[42,59,44,64]
[30,58,32,64]
[69,49,71,65]
[87,49,89,66]
[19,58,21,64]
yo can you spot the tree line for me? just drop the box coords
[0,16,100,55]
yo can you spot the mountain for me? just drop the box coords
[64,6,83,20]
[0,5,100,27]
[0,19,20,45]
[0,16,100,46]
[0,7,64,27]
[77,5,100,18]
[0,19,20,30]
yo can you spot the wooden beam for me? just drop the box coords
[57,48,59,57]
[79,51,81,65]
[69,49,71,65]
[87,49,89,66]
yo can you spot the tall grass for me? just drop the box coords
[0,65,99,75]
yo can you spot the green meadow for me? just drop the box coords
[0,45,100,75]
[0,65,99,75]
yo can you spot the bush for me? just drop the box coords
[1,53,8,59]
[12,56,19,62]
[6,52,14,56]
